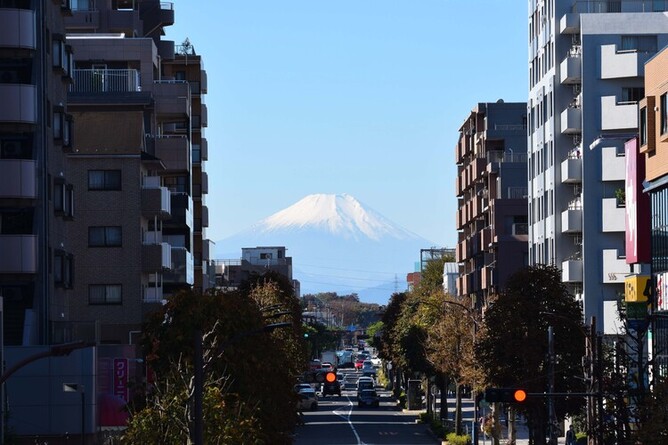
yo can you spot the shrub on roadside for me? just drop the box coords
[445,432,471,445]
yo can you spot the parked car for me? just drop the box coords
[357,389,380,407]
[297,389,318,411]
[322,379,342,397]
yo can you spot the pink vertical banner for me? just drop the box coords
[113,358,129,402]
[625,137,650,264]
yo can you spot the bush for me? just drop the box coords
[445,432,471,445]
[398,391,407,409]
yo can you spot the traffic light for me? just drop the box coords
[304,371,336,384]
[484,388,528,403]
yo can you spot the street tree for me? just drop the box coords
[475,265,586,445]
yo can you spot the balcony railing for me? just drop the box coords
[70,69,140,93]
[571,1,667,13]
[487,151,528,163]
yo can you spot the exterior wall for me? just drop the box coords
[455,102,528,310]
[528,1,668,328]
[0,1,74,345]
[642,45,668,377]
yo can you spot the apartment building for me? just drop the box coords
[639,46,668,375]
[455,101,528,309]
[527,0,668,330]
[0,0,74,345]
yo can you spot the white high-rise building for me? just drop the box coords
[527,0,668,331]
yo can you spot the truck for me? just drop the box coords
[320,350,338,367]
[336,350,354,368]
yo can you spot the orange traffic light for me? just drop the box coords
[513,389,527,402]
[325,372,336,383]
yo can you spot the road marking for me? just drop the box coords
[332,396,365,445]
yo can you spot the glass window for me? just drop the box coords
[88,226,122,247]
[88,170,121,190]
[621,35,657,52]
[640,107,648,147]
[89,285,122,304]
[662,93,667,135]
[622,87,644,103]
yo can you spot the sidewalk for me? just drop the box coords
[430,394,566,445]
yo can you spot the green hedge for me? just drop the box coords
[445,432,471,445]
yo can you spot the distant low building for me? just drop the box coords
[215,246,300,296]
[443,262,458,296]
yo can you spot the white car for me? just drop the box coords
[370,357,382,367]
[297,388,318,411]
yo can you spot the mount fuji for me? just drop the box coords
[214,194,436,305]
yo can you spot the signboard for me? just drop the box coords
[655,271,668,311]
[625,275,650,302]
[625,138,651,264]
[113,358,129,402]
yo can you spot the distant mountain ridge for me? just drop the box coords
[215,194,435,304]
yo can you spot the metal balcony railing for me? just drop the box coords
[70,69,140,93]
[571,0,667,13]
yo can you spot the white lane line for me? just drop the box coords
[332,395,365,445]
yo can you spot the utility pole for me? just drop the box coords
[547,326,557,445]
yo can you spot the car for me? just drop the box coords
[320,362,334,372]
[322,379,342,397]
[357,376,375,393]
[357,389,380,407]
[297,389,318,411]
[370,357,382,367]
[294,383,313,393]
[354,359,365,370]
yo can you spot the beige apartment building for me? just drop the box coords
[639,46,668,377]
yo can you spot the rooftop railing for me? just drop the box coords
[571,0,667,13]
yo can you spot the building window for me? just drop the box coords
[164,176,188,193]
[54,250,74,288]
[622,87,644,104]
[640,106,648,147]
[621,35,657,53]
[53,110,73,148]
[88,170,121,190]
[88,226,122,247]
[662,93,668,135]
[192,144,201,163]
[89,284,121,304]
[54,180,74,218]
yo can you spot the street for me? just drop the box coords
[293,370,438,445]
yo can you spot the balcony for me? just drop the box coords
[0,160,36,199]
[67,8,100,30]
[480,226,492,251]
[108,8,138,33]
[600,146,625,181]
[200,103,208,128]
[0,84,36,124]
[202,238,214,262]
[481,265,494,289]
[600,44,652,79]
[157,40,175,61]
[142,179,171,219]
[559,13,579,34]
[561,107,581,134]
[168,192,194,229]
[164,247,194,285]
[601,95,638,130]
[70,69,140,93]
[200,171,208,195]
[153,135,189,172]
[143,286,163,303]
[201,69,208,94]
[561,208,583,233]
[200,137,208,161]
[602,249,630,284]
[153,80,190,120]
[0,9,36,49]
[602,198,625,232]
[142,242,171,272]
[560,54,581,84]
[561,157,582,183]
[0,235,37,273]
[562,258,583,283]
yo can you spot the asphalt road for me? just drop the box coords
[293,372,438,445]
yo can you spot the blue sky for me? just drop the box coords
[167,1,528,248]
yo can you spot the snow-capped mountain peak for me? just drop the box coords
[251,193,417,241]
